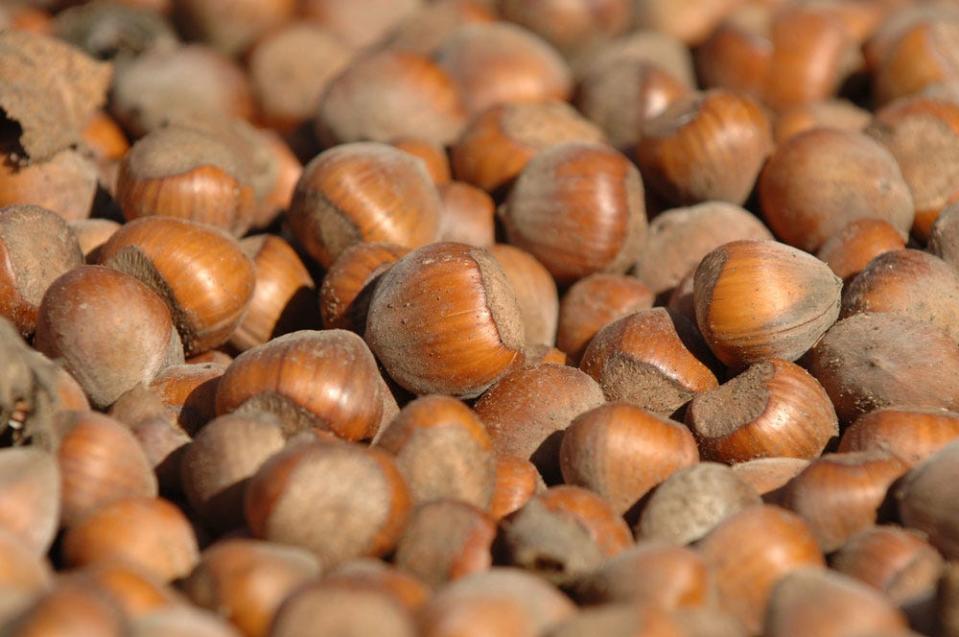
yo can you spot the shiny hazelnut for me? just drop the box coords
[838,407,959,466]
[775,451,909,551]
[366,242,526,398]
[450,100,604,193]
[317,51,466,146]
[489,245,559,347]
[560,402,698,514]
[632,202,773,297]
[394,500,496,589]
[636,89,774,206]
[807,313,959,424]
[873,16,959,106]
[286,143,441,269]
[501,142,646,284]
[320,242,407,333]
[817,218,907,282]
[62,497,199,582]
[696,505,824,633]
[244,441,410,569]
[686,359,838,463]
[759,128,914,252]
[694,240,842,367]
[34,266,184,408]
[216,330,389,441]
[183,538,320,637]
[473,363,604,481]
[0,205,83,336]
[390,138,451,186]
[500,485,632,586]
[580,308,719,415]
[230,235,316,352]
[556,273,654,364]
[115,126,256,237]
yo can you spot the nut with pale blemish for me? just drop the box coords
[244,441,411,570]
[373,395,494,509]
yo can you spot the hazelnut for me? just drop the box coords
[230,235,316,352]
[560,402,699,514]
[816,218,907,282]
[686,359,839,463]
[730,457,812,498]
[897,440,959,559]
[320,242,408,333]
[556,273,654,364]
[300,0,420,49]
[774,99,871,144]
[183,538,319,637]
[438,182,496,248]
[450,100,604,193]
[807,313,959,424]
[636,89,774,206]
[501,142,647,284]
[775,451,909,552]
[0,149,99,223]
[316,51,466,147]
[497,0,632,58]
[365,242,526,398]
[435,23,572,116]
[98,216,256,356]
[380,0,494,56]
[216,330,389,442]
[173,0,295,57]
[0,204,83,336]
[634,0,741,45]
[579,308,719,416]
[373,395,494,509]
[693,240,842,367]
[759,128,914,252]
[244,441,410,569]
[489,455,544,520]
[499,486,632,586]
[390,138,451,186]
[62,497,200,582]
[838,407,959,466]
[286,143,441,269]
[0,447,59,556]
[34,266,184,408]
[69,218,120,264]
[489,244,559,347]
[473,363,604,482]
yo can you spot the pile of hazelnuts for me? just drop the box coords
[1,0,959,635]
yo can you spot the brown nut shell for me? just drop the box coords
[685,359,838,463]
[365,242,526,398]
[693,240,842,367]
[838,407,959,466]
